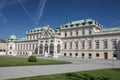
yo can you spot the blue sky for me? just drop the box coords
[0,0,120,39]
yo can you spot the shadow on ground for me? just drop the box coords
[65,73,110,80]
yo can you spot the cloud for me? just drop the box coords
[34,0,47,25]
[0,0,29,24]
[0,0,6,9]
[0,0,6,24]
[0,12,7,24]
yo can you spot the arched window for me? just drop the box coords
[57,44,60,53]
[40,44,43,54]
[49,43,54,54]
[44,44,48,53]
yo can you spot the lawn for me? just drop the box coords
[9,68,120,80]
[0,56,71,67]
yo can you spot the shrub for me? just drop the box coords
[28,55,37,62]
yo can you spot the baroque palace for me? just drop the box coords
[3,19,120,59]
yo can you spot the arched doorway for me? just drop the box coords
[49,43,54,55]
[104,52,108,59]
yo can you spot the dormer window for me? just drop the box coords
[58,33,61,35]
[75,24,79,26]
[31,31,32,33]
[70,24,74,27]
[41,29,43,31]
[34,30,36,32]
[82,22,86,26]
[88,21,93,25]
[65,25,68,28]
[37,30,39,32]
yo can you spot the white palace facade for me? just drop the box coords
[6,19,120,59]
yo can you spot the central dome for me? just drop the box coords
[8,35,17,40]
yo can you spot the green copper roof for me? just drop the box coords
[33,27,42,30]
[8,35,17,40]
[30,26,55,34]
[102,27,120,32]
[72,20,85,24]
[63,19,95,27]
[85,19,93,22]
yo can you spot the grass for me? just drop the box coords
[9,68,120,80]
[0,56,71,67]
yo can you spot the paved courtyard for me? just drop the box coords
[0,56,120,80]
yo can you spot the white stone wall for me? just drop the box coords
[60,26,120,59]
[6,21,120,59]
[0,43,7,50]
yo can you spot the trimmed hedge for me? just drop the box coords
[28,55,37,62]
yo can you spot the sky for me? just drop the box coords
[0,0,120,39]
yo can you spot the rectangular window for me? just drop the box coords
[96,41,99,49]
[76,30,78,36]
[65,32,67,37]
[82,29,85,36]
[26,44,28,50]
[89,53,92,58]
[112,40,117,49]
[113,54,117,57]
[70,31,72,36]
[70,41,72,49]
[75,41,78,49]
[82,41,85,49]
[88,40,92,49]
[89,29,92,35]
[89,53,92,56]
[32,44,34,50]
[104,40,108,49]
[29,44,31,50]
[82,53,84,58]
[64,43,67,49]
[18,44,19,50]
[96,53,99,57]
[70,53,72,56]
[64,53,66,56]
[75,53,78,56]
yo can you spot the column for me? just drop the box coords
[37,40,40,54]
[53,38,58,58]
